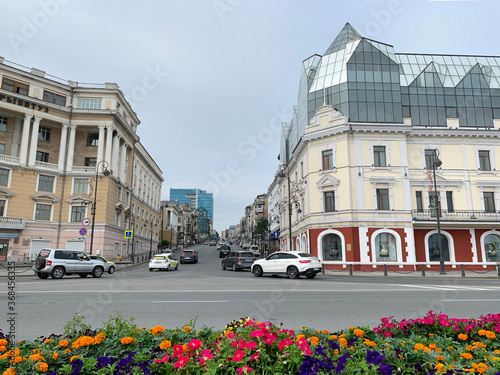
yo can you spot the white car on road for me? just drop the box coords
[251,251,322,279]
[149,253,179,272]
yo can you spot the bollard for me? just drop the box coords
[461,264,466,278]
[384,264,388,276]
[349,264,353,276]
[322,264,325,275]
[421,264,426,277]
[497,264,500,277]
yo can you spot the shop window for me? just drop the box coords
[484,234,499,262]
[374,232,397,261]
[322,233,342,261]
[428,233,450,262]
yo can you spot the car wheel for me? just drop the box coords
[166,265,170,271]
[252,265,263,277]
[37,272,49,279]
[175,264,178,270]
[222,262,226,270]
[79,273,88,278]
[287,266,299,279]
[92,267,104,278]
[306,272,317,279]
[149,268,153,272]
[180,260,184,264]
[108,266,115,275]
[51,267,65,279]
[232,263,238,272]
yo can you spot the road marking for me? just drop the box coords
[443,299,500,302]
[397,284,494,291]
[153,301,229,303]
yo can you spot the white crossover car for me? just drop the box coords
[251,251,322,279]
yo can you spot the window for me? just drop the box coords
[484,192,496,213]
[428,233,450,261]
[424,149,436,170]
[324,191,335,212]
[322,149,333,170]
[376,189,389,210]
[38,175,54,192]
[85,157,96,167]
[86,133,99,146]
[300,161,304,178]
[0,116,7,132]
[71,206,86,222]
[73,178,89,194]
[77,98,102,109]
[0,169,8,186]
[478,150,491,171]
[484,234,499,262]
[322,234,342,261]
[0,200,5,216]
[43,90,66,106]
[38,126,51,142]
[429,191,441,217]
[416,191,423,212]
[36,152,49,163]
[373,146,386,167]
[375,232,397,261]
[446,191,454,213]
[118,186,122,202]
[0,144,4,155]
[35,203,51,220]
[1,77,29,95]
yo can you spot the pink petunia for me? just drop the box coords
[174,355,189,369]
[187,339,202,350]
[201,349,213,360]
[250,330,264,338]
[155,354,169,364]
[231,349,245,362]
[236,366,253,374]
[278,338,293,351]
[384,331,392,337]
[250,352,260,362]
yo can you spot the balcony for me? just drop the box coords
[0,155,20,165]
[412,210,500,222]
[35,161,58,171]
[0,217,26,230]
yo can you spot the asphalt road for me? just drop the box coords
[2,244,500,340]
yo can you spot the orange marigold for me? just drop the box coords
[363,339,376,347]
[429,343,437,349]
[322,330,329,335]
[339,338,347,348]
[51,352,58,360]
[329,335,337,340]
[64,349,71,354]
[43,339,52,344]
[436,355,444,361]
[0,346,6,352]
[3,368,16,375]
[35,362,49,372]
[414,343,425,351]
[120,337,134,345]
[461,352,473,360]
[466,345,474,351]
[458,334,468,340]
[353,329,364,337]
[485,331,496,339]
[70,356,80,362]
[309,337,319,346]
[159,340,171,350]
[471,362,488,374]
[183,326,192,333]
[94,333,105,345]
[473,342,486,349]
[478,330,487,336]
[71,336,94,349]
[58,340,69,347]
[0,339,8,346]
[149,325,165,335]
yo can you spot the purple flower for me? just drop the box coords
[366,350,384,365]
[328,340,340,351]
[378,363,392,375]
[335,354,349,374]
[97,356,115,370]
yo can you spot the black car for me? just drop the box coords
[180,250,198,264]
[218,245,231,258]
[222,250,256,271]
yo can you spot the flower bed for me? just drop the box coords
[1,311,499,374]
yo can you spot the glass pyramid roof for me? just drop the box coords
[324,22,361,55]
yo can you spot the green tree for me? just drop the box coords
[256,218,269,236]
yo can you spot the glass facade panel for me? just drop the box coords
[375,232,397,261]
[322,234,342,261]
[428,234,450,261]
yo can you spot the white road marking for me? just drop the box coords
[443,299,500,302]
[153,301,229,303]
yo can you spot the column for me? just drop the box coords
[104,126,113,173]
[120,142,127,182]
[66,125,77,172]
[19,114,32,165]
[112,134,119,176]
[57,124,69,171]
[28,116,42,167]
[11,117,21,157]
[96,125,106,168]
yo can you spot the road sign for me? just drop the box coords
[124,230,133,239]
[79,228,87,236]
[82,218,90,226]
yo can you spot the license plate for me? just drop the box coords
[314,268,320,271]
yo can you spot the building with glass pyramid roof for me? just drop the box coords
[274,23,500,273]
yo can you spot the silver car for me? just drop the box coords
[89,255,116,274]
[33,248,105,279]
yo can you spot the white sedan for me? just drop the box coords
[251,251,322,279]
[149,253,179,272]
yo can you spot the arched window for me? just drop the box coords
[322,234,342,261]
[484,234,499,262]
[374,233,397,261]
[428,233,450,261]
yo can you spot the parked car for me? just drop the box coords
[218,244,231,258]
[249,245,260,257]
[241,243,250,249]
[149,253,179,271]
[160,248,173,255]
[89,255,116,274]
[32,249,106,279]
[180,250,198,264]
[209,240,217,246]
[251,251,322,279]
[221,250,256,271]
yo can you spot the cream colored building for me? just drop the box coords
[0,57,163,262]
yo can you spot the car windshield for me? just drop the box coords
[239,252,253,257]
[184,251,194,255]
[38,250,50,257]
[298,253,314,257]
[153,256,166,260]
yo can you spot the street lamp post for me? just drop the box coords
[432,149,446,275]
[84,160,110,255]
[145,219,157,260]
[278,168,302,251]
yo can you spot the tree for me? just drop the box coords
[256,218,269,236]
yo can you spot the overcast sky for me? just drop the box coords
[1,0,498,232]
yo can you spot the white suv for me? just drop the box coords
[251,251,322,279]
[33,249,106,279]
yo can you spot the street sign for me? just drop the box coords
[124,230,133,239]
[79,228,87,236]
[272,231,280,238]
[82,218,90,226]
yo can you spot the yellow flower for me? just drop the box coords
[458,334,468,340]
[295,334,305,341]
[58,340,69,347]
[70,356,80,362]
[159,340,171,350]
[461,352,473,360]
[35,362,48,372]
[183,326,192,333]
[353,329,364,337]
[120,337,134,345]
[434,363,446,373]
[51,352,58,360]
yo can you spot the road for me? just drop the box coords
[2,244,500,340]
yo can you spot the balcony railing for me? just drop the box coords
[0,155,20,165]
[35,161,58,171]
[0,217,26,229]
[412,210,500,222]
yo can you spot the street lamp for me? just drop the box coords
[278,168,302,251]
[82,160,110,255]
[145,219,157,260]
[431,149,446,275]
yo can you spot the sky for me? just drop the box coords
[0,0,498,233]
